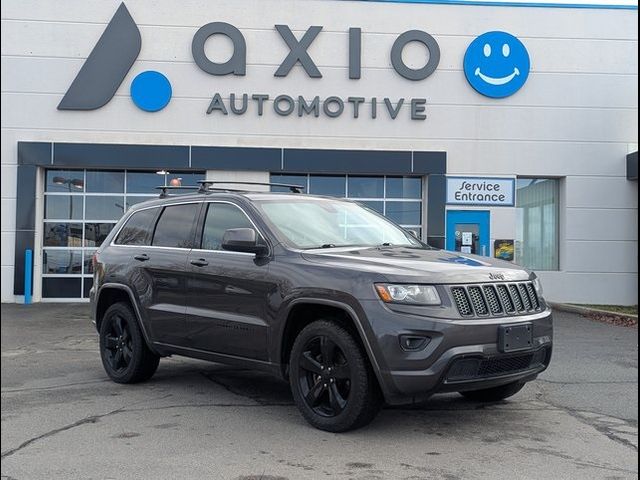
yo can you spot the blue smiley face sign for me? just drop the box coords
[464,31,530,99]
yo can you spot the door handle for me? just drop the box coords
[190,258,209,267]
[134,253,149,262]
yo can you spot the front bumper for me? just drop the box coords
[358,300,553,405]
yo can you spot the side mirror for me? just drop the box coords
[222,228,268,256]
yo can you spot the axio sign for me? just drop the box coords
[58,3,530,117]
[446,177,515,206]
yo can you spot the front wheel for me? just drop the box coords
[99,302,159,384]
[459,381,525,402]
[289,319,382,432]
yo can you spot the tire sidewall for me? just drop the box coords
[99,302,146,383]
[289,320,373,432]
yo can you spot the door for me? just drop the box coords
[185,201,273,361]
[446,210,490,256]
[129,202,200,346]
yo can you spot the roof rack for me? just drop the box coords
[196,180,305,194]
[155,185,200,198]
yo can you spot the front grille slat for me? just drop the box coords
[468,286,488,316]
[450,281,541,318]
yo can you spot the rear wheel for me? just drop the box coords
[289,319,381,432]
[459,381,525,402]
[99,302,159,384]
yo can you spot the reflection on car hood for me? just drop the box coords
[301,246,531,283]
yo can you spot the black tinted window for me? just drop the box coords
[152,204,199,248]
[115,208,158,246]
[201,203,255,250]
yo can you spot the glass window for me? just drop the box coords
[348,177,384,198]
[84,223,116,247]
[115,208,158,246]
[43,249,83,274]
[385,201,422,225]
[309,175,346,197]
[84,250,97,274]
[44,223,83,247]
[46,170,84,192]
[45,196,83,220]
[126,196,155,209]
[86,170,124,193]
[270,174,307,193]
[386,177,421,199]
[201,203,255,251]
[85,196,125,220]
[152,203,199,248]
[516,178,559,270]
[358,200,384,214]
[126,172,162,193]
[255,198,421,249]
[42,278,81,298]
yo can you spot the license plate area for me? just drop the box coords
[499,323,533,353]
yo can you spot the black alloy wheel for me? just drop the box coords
[103,314,134,374]
[99,302,160,384]
[297,335,352,417]
[289,319,382,432]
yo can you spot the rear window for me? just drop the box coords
[114,208,158,246]
[151,203,199,248]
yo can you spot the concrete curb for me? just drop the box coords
[549,302,638,321]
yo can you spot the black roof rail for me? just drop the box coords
[197,180,305,193]
[155,185,200,198]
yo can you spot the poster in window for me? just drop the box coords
[494,239,515,262]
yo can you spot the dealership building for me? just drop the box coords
[1,0,637,304]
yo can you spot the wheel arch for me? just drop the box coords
[278,298,386,395]
[94,283,161,355]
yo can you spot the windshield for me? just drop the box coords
[253,197,423,249]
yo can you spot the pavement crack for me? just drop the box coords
[2,379,111,394]
[0,406,124,460]
[538,379,638,386]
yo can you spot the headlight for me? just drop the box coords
[532,277,543,295]
[375,284,441,305]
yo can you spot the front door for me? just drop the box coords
[185,201,273,361]
[446,210,490,256]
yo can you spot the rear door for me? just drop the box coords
[185,201,273,360]
[122,202,201,346]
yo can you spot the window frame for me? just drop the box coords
[112,206,161,247]
[193,200,271,256]
[150,202,202,250]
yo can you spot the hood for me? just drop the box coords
[301,246,531,284]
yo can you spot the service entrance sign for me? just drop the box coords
[446,176,515,206]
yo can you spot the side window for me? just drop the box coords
[201,203,256,251]
[114,208,158,246]
[152,203,199,248]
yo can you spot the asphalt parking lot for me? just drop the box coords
[1,304,637,480]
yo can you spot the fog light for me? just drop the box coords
[399,335,430,352]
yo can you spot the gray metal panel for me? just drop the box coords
[57,3,141,110]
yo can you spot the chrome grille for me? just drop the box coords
[483,285,503,315]
[451,287,473,316]
[450,282,542,318]
[518,283,532,310]
[496,285,515,313]
[509,284,525,311]
[468,286,488,315]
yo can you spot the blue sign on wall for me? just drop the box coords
[463,31,530,98]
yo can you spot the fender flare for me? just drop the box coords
[95,283,161,356]
[281,297,388,396]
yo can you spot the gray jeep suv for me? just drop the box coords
[90,182,553,432]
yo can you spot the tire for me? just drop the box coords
[459,381,525,402]
[289,319,382,432]
[99,302,159,384]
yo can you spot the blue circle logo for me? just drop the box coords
[130,71,172,112]
[463,31,530,99]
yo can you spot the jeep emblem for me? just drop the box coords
[489,273,505,281]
